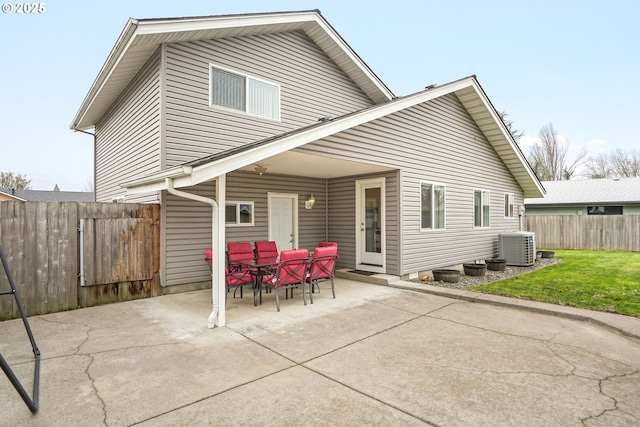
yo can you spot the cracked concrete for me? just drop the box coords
[1,279,639,426]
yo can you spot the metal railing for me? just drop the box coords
[0,246,40,413]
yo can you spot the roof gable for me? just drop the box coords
[71,10,393,130]
[0,188,26,201]
[123,76,545,198]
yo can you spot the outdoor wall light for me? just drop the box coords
[254,164,268,175]
[305,194,316,209]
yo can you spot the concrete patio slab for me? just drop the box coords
[1,278,639,426]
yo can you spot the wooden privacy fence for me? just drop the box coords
[0,202,160,320]
[526,215,640,252]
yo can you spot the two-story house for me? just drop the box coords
[71,10,544,326]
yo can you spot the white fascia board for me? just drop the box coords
[464,79,545,197]
[123,181,168,195]
[121,165,192,193]
[311,16,394,101]
[469,81,530,164]
[70,18,139,130]
[135,11,318,35]
[0,194,26,201]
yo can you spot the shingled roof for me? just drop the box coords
[0,188,94,202]
[525,178,640,205]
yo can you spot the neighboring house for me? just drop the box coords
[525,178,640,216]
[0,188,24,201]
[0,188,94,202]
[70,10,544,326]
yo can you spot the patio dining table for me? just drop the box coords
[233,256,279,306]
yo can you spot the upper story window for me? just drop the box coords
[474,189,490,228]
[504,193,514,218]
[421,182,445,230]
[210,65,280,121]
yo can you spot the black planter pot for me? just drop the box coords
[463,263,487,276]
[485,258,507,271]
[432,269,461,283]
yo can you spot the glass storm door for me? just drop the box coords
[356,178,385,272]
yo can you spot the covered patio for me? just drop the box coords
[122,130,397,328]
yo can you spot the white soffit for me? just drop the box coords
[236,151,392,178]
[454,84,544,199]
[71,11,393,130]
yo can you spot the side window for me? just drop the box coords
[504,193,514,218]
[421,182,446,230]
[225,202,254,226]
[474,189,490,227]
[587,206,623,215]
[210,65,280,121]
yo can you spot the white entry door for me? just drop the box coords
[356,178,385,272]
[268,193,298,251]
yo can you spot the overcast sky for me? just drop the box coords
[1,0,638,191]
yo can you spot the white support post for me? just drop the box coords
[214,175,226,327]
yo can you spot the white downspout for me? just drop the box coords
[165,178,224,328]
[78,219,85,287]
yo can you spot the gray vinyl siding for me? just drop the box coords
[163,30,375,166]
[165,182,216,286]
[94,49,161,203]
[298,93,524,274]
[164,172,329,287]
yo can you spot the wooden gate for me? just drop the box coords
[0,202,160,320]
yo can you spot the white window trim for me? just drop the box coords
[209,63,281,122]
[504,192,514,218]
[420,181,446,231]
[473,189,491,228]
[225,201,254,227]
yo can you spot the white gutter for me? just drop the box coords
[165,177,225,328]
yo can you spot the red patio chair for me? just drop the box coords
[260,249,309,311]
[318,241,338,248]
[204,248,213,271]
[227,242,254,272]
[205,248,253,301]
[225,267,254,302]
[254,240,278,259]
[254,240,279,280]
[306,245,338,301]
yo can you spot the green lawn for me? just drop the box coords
[470,250,640,317]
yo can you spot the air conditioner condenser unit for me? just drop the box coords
[498,231,536,266]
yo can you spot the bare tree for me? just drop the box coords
[585,153,612,179]
[83,176,94,193]
[528,123,588,181]
[609,148,640,178]
[584,149,640,179]
[498,110,524,142]
[0,171,32,190]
